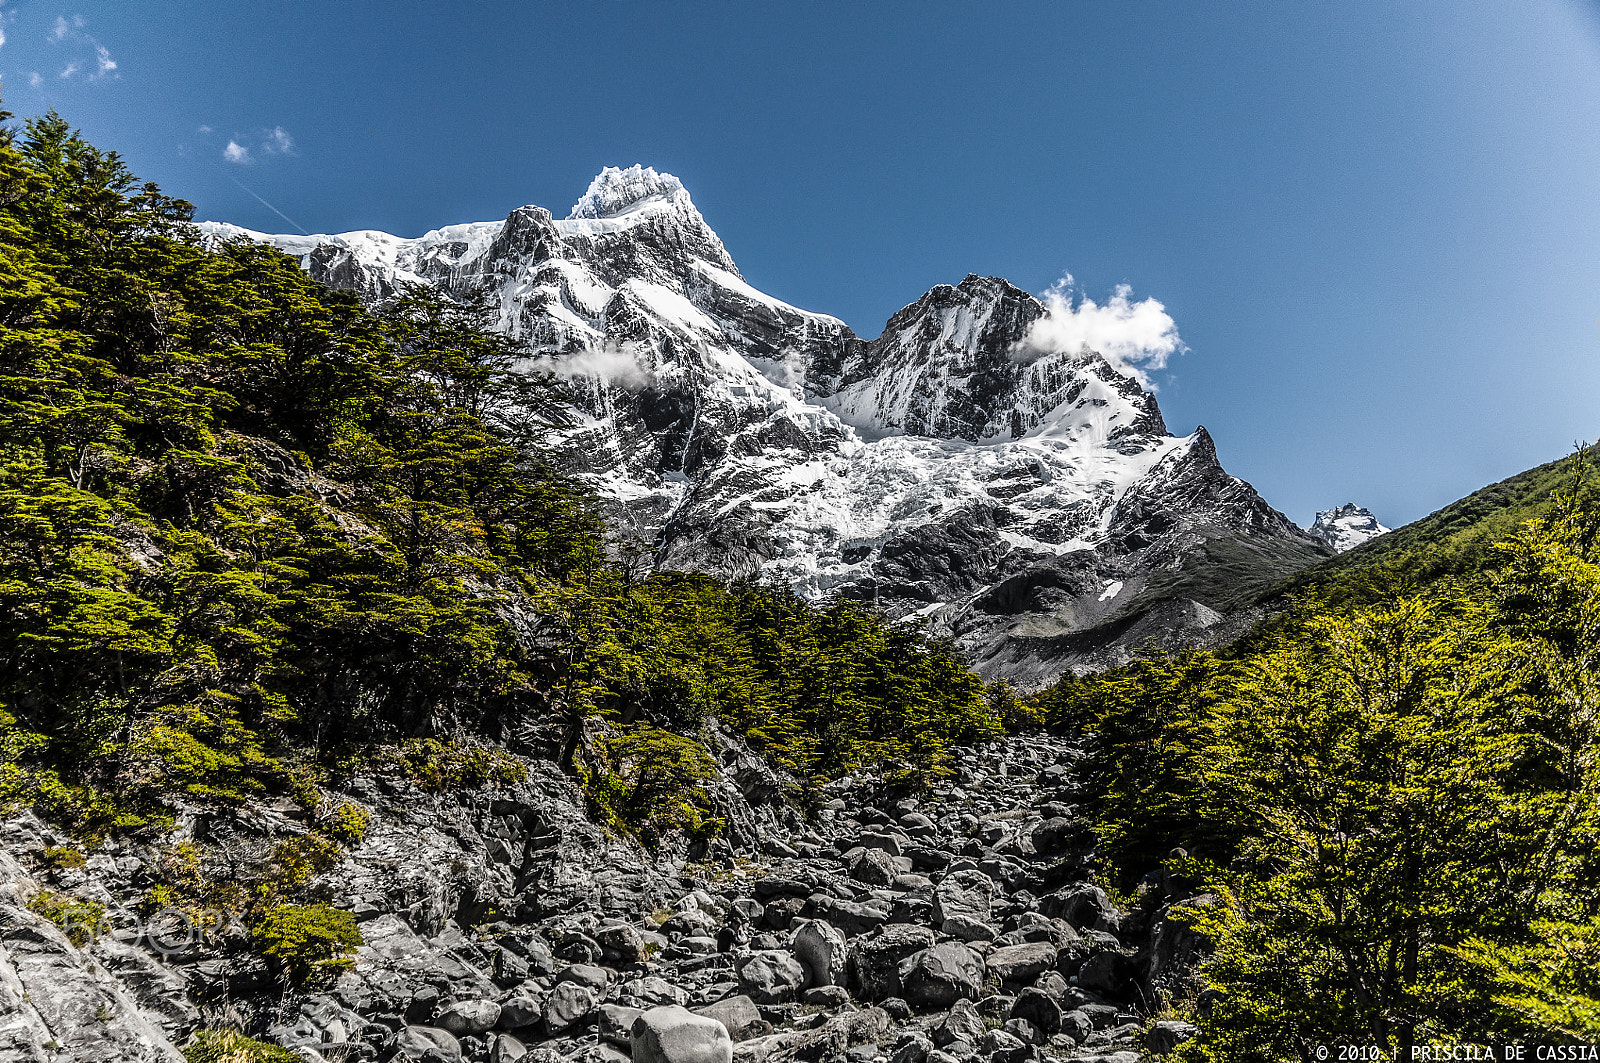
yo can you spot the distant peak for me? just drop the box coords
[1308,503,1390,553]
[568,165,691,221]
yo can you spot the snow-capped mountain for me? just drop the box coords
[200,165,1332,685]
[1307,503,1389,553]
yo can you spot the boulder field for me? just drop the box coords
[0,732,1211,1062]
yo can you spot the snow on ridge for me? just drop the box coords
[567,164,690,222]
[195,218,507,276]
[1307,503,1389,553]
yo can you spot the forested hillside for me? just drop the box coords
[0,105,1000,846]
[1034,463,1600,1056]
[1257,447,1600,613]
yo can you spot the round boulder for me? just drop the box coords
[736,949,806,1004]
[898,942,984,1010]
[849,925,936,1001]
[1008,988,1061,1035]
[543,981,598,1035]
[395,1026,462,1062]
[792,920,848,988]
[1029,818,1077,855]
[597,923,647,963]
[435,999,501,1036]
[632,1005,734,1063]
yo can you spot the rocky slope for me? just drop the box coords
[200,165,1331,687]
[0,727,1210,1063]
[1305,504,1389,554]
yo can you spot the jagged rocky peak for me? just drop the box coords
[568,164,692,221]
[1307,503,1390,553]
[822,274,1164,445]
[205,167,1335,685]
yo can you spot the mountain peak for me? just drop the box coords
[1308,503,1389,553]
[568,164,692,221]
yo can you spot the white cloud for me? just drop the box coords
[1011,276,1186,388]
[197,124,212,134]
[262,126,294,155]
[27,71,40,88]
[223,140,250,164]
[47,15,114,81]
[531,340,655,391]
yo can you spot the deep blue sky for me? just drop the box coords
[5,0,1600,528]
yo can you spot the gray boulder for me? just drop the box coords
[809,895,889,936]
[932,870,995,930]
[491,1033,529,1063]
[1008,988,1061,1035]
[693,995,769,1043]
[1076,951,1136,996]
[985,942,1057,983]
[499,990,544,1029]
[436,998,501,1036]
[891,1031,933,1063]
[617,976,690,1008]
[931,999,986,1047]
[1059,1009,1093,1042]
[736,950,805,1004]
[1028,818,1076,855]
[792,920,847,988]
[940,914,996,943]
[395,1025,464,1062]
[1040,884,1119,932]
[662,909,720,938]
[1146,1020,1200,1056]
[597,923,647,963]
[544,981,598,1035]
[849,924,935,1001]
[632,1005,734,1063]
[844,847,899,886]
[600,1004,646,1047]
[898,942,984,1009]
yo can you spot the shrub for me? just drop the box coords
[183,1028,301,1063]
[27,890,106,946]
[261,834,343,898]
[324,803,370,845]
[37,846,85,870]
[582,723,724,850]
[251,904,361,986]
[384,739,526,793]
[140,884,176,915]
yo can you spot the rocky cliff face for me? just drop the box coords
[0,729,1208,1063]
[200,164,1330,686]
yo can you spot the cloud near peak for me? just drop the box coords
[1011,276,1186,389]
